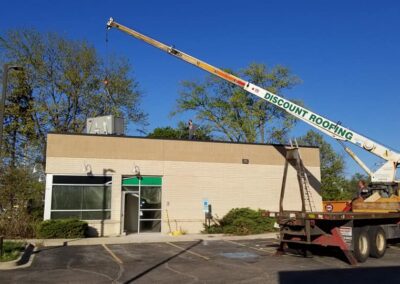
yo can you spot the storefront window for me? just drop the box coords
[51,176,111,220]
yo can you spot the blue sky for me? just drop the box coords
[1,0,400,177]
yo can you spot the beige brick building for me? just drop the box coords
[44,133,322,236]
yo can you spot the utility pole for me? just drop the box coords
[0,64,23,160]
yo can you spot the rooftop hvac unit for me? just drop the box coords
[86,115,124,135]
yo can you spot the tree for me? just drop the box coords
[0,29,147,166]
[172,63,300,143]
[341,172,370,200]
[2,71,36,167]
[147,121,212,140]
[0,166,43,237]
[297,130,347,200]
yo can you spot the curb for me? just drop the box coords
[0,243,37,270]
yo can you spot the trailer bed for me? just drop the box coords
[267,210,400,220]
[265,210,400,265]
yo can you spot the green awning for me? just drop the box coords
[122,176,162,186]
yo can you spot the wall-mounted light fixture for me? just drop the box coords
[132,164,141,177]
[83,161,92,175]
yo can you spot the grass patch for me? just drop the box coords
[0,241,25,262]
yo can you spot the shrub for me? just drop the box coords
[203,223,224,234]
[0,167,44,238]
[203,208,276,235]
[36,219,88,239]
[0,213,39,238]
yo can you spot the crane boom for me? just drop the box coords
[107,18,400,183]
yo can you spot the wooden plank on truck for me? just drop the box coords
[364,192,381,202]
[352,199,400,212]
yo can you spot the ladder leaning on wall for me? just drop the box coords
[283,140,317,213]
[296,140,317,212]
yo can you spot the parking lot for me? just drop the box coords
[2,238,400,283]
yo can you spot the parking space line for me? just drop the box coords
[223,240,275,255]
[165,242,210,261]
[102,244,123,264]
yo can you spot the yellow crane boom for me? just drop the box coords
[106,17,400,184]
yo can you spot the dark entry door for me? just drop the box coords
[124,193,139,233]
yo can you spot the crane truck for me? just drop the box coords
[106,18,400,264]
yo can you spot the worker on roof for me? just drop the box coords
[188,119,196,140]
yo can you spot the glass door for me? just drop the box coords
[139,186,162,232]
[122,177,162,233]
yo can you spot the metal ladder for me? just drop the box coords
[290,140,317,212]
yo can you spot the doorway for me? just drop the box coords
[123,192,139,234]
[122,176,162,234]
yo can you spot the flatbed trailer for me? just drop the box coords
[264,210,400,264]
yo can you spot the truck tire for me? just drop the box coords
[353,228,370,263]
[368,226,386,258]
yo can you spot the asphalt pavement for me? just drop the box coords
[1,238,400,283]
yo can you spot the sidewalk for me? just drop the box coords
[25,232,279,247]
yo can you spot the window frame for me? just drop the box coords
[51,176,112,221]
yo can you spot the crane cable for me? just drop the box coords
[104,28,117,105]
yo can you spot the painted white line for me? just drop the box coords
[224,240,275,255]
[166,242,210,261]
[102,244,123,264]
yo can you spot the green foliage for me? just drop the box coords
[2,72,35,167]
[203,223,223,234]
[147,121,212,140]
[203,208,276,235]
[341,172,370,200]
[148,127,182,139]
[36,219,88,239]
[0,241,25,262]
[0,29,147,166]
[0,166,44,238]
[172,63,301,143]
[223,218,260,235]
